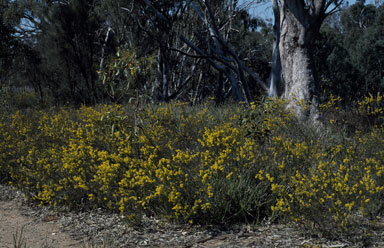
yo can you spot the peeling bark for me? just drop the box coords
[275,0,344,123]
[278,0,326,123]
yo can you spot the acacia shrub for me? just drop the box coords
[1,97,384,236]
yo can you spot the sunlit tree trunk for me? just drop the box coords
[276,0,344,122]
[278,0,327,123]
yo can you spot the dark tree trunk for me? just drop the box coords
[158,46,169,102]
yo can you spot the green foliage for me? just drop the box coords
[9,90,41,110]
[315,2,384,103]
[0,83,10,113]
[314,25,362,103]
[0,0,275,106]
[31,0,106,105]
[98,48,155,103]
[3,0,384,107]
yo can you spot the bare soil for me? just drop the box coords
[0,200,83,248]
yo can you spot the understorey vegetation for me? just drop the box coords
[1,94,384,239]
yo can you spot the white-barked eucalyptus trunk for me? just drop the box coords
[268,0,282,98]
[277,0,343,123]
[279,0,325,123]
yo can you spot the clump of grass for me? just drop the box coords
[13,226,27,248]
[81,234,116,248]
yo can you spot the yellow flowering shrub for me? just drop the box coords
[0,102,273,224]
[2,96,384,237]
[115,103,270,223]
[358,92,384,127]
[259,136,384,234]
[253,96,384,235]
[2,111,37,185]
[0,115,12,183]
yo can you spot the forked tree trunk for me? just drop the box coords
[279,0,324,123]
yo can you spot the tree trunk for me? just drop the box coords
[215,71,225,105]
[268,0,282,98]
[279,1,323,123]
[158,46,169,102]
